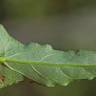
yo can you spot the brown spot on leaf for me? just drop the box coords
[0,75,5,81]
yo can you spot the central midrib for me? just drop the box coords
[0,57,96,67]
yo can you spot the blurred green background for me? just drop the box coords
[1,0,96,96]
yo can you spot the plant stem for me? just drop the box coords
[0,57,6,63]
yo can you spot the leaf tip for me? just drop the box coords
[88,76,94,80]
[46,82,55,87]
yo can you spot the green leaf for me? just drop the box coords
[0,24,96,87]
[0,64,23,88]
[0,25,24,88]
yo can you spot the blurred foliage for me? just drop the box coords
[1,0,96,19]
[0,0,6,21]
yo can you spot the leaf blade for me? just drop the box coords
[0,25,96,87]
